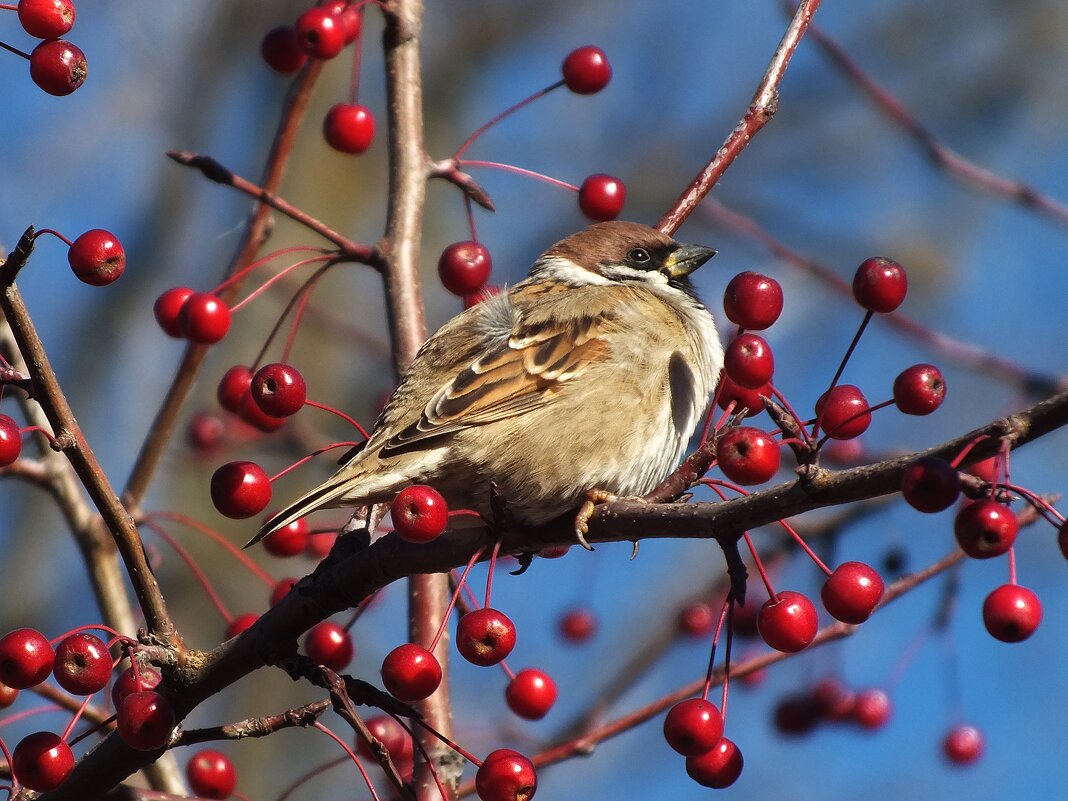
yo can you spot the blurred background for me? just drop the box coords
[1,0,1067,799]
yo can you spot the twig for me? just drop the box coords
[657,0,822,235]
[176,700,330,745]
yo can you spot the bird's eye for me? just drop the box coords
[627,247,651,264]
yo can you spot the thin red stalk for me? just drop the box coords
[18,424,60,448]
[0,4,18,10]
[457,159,578,192]
[484,539,502,608]
[778,519,831,575]
[1007,547,1017,585]
[268,441,364,483]
[390,715,460,798]
[142,521,232,622]
[769,384,808,436]
[1005,484,1064,526]
[811,310,872,439]
[305,400,371,440]
[280,269,328,363]
[404,715,482,767]
[429,549,484,653]
[948,434,994,469]
[742,531,776,599]
[145,511,274,587]
[313,723,382,801]
[275,755,348,801]
[498,659,516,682]
[453,81,563,159]
[250,262,335,369]
[49,623,125,645]
[60,695,93,741]
[231,254,335,313]
[463,195,478,242]
[887,624,932,691]
[31,228,73,246]
[0,705,62,728]
[349,10,364,104]
[699,595,731,701]
[212,246,327,296]
[720,600,734,720]
[0,41,29,59]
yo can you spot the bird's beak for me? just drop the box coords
[663,244,717,279]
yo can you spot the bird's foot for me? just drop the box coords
[574,489,641,551]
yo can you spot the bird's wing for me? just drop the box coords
[379,304,612,456]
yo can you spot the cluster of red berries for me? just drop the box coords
[663,697,743,788]
[0,626,217,791]
[2,0,86,95]
[154,287,231,344]
[773,678,892,736]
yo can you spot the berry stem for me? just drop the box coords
[484,538,502,608]
[390,714,466,797]
[428,548,484,653]
[453,80,565,159]
[348,10,364,104]
[312,723,383,801]
[19,424,60,449]
[948,434,995,470]
[268,441,365,483]
[144,511,275,587]
[742,531,778,600]
[230,254,335,314]
[1007,546,1017,585]
[60,695,94,741]
[1004,483,1065,526]
[699,595,731,701]
[720,600,735,721]
[212,245,327,297]
[249,262,334,370]
[49,623,126,645]
[0,41,30,60]
[498,658,516,682]
[769,384,808,437]
[464,194,478,242]
[31,229,74,247]
[403,714,483,766]
[777,519,832,576]
[304,401,371,440]
[812,310,872,440]
[142,521,233,622]
[457,159,579,192]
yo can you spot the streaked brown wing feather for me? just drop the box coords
[381,317,609,456]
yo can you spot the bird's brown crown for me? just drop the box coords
[542,221,677,272]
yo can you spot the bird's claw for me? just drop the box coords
[573,490,619,551]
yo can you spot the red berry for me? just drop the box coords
[505,668,557,720]
[0,414,23,466]
[901,456,960,513]
[270,577,299,606]
[381,643,442,701]
[821,561,884,624]
[982,583,1041,642]
[716,373,769,418]
[475,749,537,801]
[852,687,891,729]
[966,456,999,483]
[117,690,175,750]
[558,607,596,643]
[816,384,871,440]
[237,394,287,433]
[723,271,783,330]
[210,461,272,519]
[225,614,258,640]
[852,257,907,313]
[811,676,855,722]
[304,621,354,670]
[677,601,716,638]
[263,517,309,557]
[684,738,744,789]
[663,698,724,756]
[1059,521,1068,562]
[773,691,822,736]
[251,362,307,418]
[724,333,775,389]
[179,293,231,344]
[438,241,492,297]
[217,366,253,413]
[53,632,112,695]
[17,0,75,39]
[757,591,818,653]
[464,284,502,309]
[12,731,74,791]
[29,39,86,96]
[187,412,226,453]
[111,666,162,710]
[562,45,611,94]
[578,174,626,221]
[943,724,984,765]
[261,25,307,74]
[324,1,362,44]
[0,681,19,708]
[954,500,1017,559]
[893,363,946,415]
[391,485,449,543]
[716,426,781,485]
[154,287,195,338]
[356,714,412,764]
[306,531,338,559]
[294,7,346,59]
[456,608,516,667]
[0,628,54,689]
[323,103,375,153]
[67,229,125,286]
[186,749,237,800]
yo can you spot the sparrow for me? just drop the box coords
[247,220,722,550]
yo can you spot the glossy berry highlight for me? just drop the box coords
[391,484,449,543]
[210,461,272,519]
[758,591,818,653]
[0,414,23,467]
[12,731,74,791]
[505,668,558,720]
[663,698,724,756]
[304,621,354,670]
[251,363,307,418]
[476,749,538,801]
[0,628,54,689]
[29,39,87,95]
[323,103,375,153]
[901,456,960,513]
[562,45,611,94]
[954,500,1017,559]
[68,229,125,286]
[723,271,783,330]
[438,241,492,296]
[179,293,231,344]
[821,561,884,624]
[117,690,176,750]
[716,426,781,485]
[982,583,1041,642]
[186,749,237,800]
[685,738,744,789]
[154,287,195,338]
[816,384,871,440]
[294,6,346,59]
[456,608,516,666]
[852,257,907,313]
[18,0,76,39]
[381,643,442,701]
[578,174,625,221]
[52,632,111,695]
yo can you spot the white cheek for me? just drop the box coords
[531,256,613,285]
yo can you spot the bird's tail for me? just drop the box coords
[243,472,358,549]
